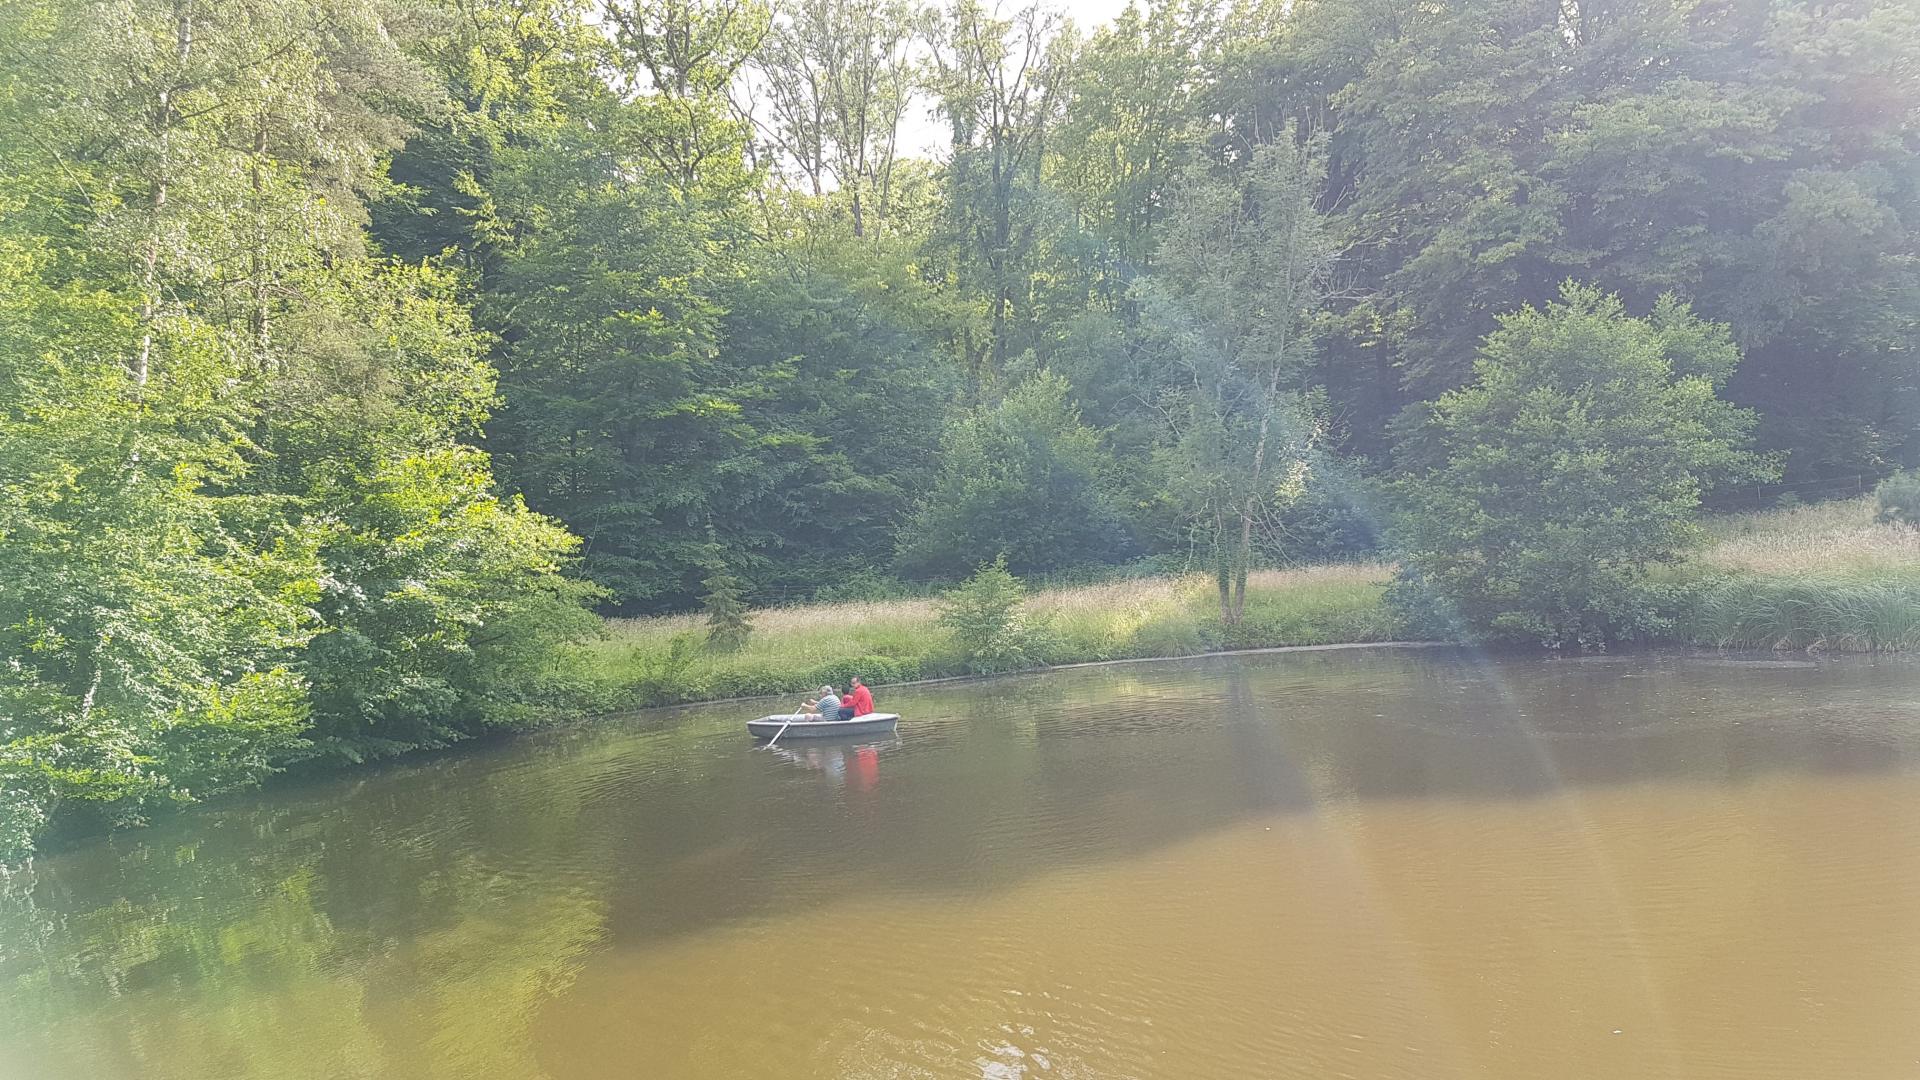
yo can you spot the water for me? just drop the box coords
[5,646,1920,1079]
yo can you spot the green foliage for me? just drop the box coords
[0,230,319,852]
[896,373,1134,580]
[1133,132,1335,624]
[1221,0,1920,479]
[701,567,753,653]
[0,0,604,854]
[1874,470,1920,527]
[1687,575,1920,652]
[300,450,601,763]
[621,633,706,706]
[1388,284,1773,648]
[716,237,963,596]
[935,558,1051,674]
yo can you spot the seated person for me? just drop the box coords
[801,685,841,720]
[847,677,875,717]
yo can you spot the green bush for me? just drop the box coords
[1388,284,1771,648]
[700,666,791,702]
[803,655,923,692]
[936,558,1052,674]
[1875,470,1920,526]
[619,633,705,706]
[896,373,1136,580]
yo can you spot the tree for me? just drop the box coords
[935,556,1046,673]
[718,229,964,594]
[605,0,769,197]
[744,0,920,236]
[927,0,1072,381]
[1215,0,1920,479]
[700,562,754,652]
[1388,283,1774,648]
[896,373,1134,580]
[1133,131,1335,624]
[1050,0,1218,286]
[0,0,605,848]
[0,234,316,853]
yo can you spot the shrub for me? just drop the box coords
[895,373,1135,580]
[804,655,922,692]
[1388,283,1772,648]
[936,558,1052,674]
[699,666,789,701]
[1875,470,1920,527]
[621,633,704,706]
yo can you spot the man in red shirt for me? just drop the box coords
[847,677,875,717]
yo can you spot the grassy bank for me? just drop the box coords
[584,564,1404,709]
[1685,497,1920,651]
[582,497,1920,711]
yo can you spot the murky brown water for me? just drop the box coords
[5,647,1920,1079]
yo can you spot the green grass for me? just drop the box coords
[1684,497,1920,651]
[580,497,1920,713]
[585,563,1404,708]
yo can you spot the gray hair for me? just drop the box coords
[820,685,834,695]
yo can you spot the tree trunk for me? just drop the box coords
[136,4,193,390]
[1214,510,1234,625]
[249,118,270,370]
[1232,511,1252,622]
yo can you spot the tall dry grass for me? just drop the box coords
[1687,496,1920,651]
[586,498,1920,708]
[1700,497,1920,576]
[588,562,1403,707]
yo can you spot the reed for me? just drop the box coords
[1687,496,1920,651]
[1686,576,1920,651]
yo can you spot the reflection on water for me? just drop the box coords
[770,738,894,792]
[4,648,1920,1079]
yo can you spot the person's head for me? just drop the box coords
[851,677,863,688]
[820,685,834,696]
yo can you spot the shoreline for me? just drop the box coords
[621,639,1459,717]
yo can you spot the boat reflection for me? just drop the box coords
[769,739,897,792]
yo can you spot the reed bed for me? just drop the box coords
[1688,497,1920,651]
[1686,576,1920,652]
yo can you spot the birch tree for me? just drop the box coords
[1135,130,1336,625]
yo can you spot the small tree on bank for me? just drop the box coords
[1875,470,1920,527]
[701,564,754,653]
[1134,130,1336,626]
[1388,283,1774,648]
[936,557,1046,674]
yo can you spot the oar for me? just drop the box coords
[763,712,799,749]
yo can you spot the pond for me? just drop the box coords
[4,646,1920,1079]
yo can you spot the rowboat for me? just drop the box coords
[747,713,899,740]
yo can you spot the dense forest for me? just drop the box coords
[1,0,1915,852]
